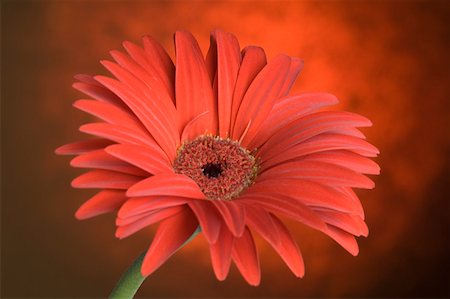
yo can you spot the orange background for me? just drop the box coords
[2,0,449,297]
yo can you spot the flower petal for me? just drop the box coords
[55,139,113,155]
[269,215,305,278]
[209,224,234,281]
[258,111,373,161]
[258,160,375,189]
[230,46,267,135]
[324,225,359,256]
[118,196,191,220]
[212,200,246,237]
[142,35,176,102]
[299,150,380,175]
[105,143,172,175]
[214,30,241,138]
[188,200,222,244]
[248,179,358,213]
[72,79,127,109]
[314,209,368,237]
[75,190,128,220]
[94,75,178,161]
[238,194,327,232]
[175,30,217,135]
[248,93,339,149]
[278,57,304,98]
[244,206,280,246]
[116,206,185,239]
[232,227,260,286]
[70,149,148,176]
[79,122,157,149]
[262,133,380,169]
[121,39,175,104]
[71,170,142,189]
[233,54,292,144]
[73,99,143,131]
[141,208,199,276]
[126,173,206,199]
[108,50,177,127]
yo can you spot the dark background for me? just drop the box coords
[1,0,449,297]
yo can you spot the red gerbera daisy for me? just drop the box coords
[56,30,379,286]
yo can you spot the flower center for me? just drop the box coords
[174,135,257,200]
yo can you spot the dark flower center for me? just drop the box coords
[174,135,257,200]
[202,163,223,178]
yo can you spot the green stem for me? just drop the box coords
[109,227,201,299]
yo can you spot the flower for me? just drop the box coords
[56,29,380,286]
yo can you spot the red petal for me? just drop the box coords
[142,35,176,102]
[259,111,373,161]
[261,133,380,169]
[116,206,185,239]
[238,194,327,232]
[230,46,266,135]
[75,190,127,220]
[258,160,375,189]
[72,80,126,109]
[278,57,304,98]
[118,196,191,219]
[248,93,339,149]
[232,227,260,286]
[79,123,157,149]
[188,200,222,244]
[119,40,175,105]
[314,209,368,237]
[175,31,217,135]
[141,208,199,276]
[180,111,210,143]
[71,170,142,189]
[126,173,206,199]
[214,30,241,138]
[333,187,365,219]
[55,139,113,155]
[209,224,234,281]
[212,200,246,237]
[248,179,358,213]
[70,149,148,176]
[233,54,292,145]
[324,225,359,256]
[95,75,178,161]
[105,144,171,175]
[73,99,143,131]
[299,150,380,175]
[269,215,305,277]
[244,205,280,246]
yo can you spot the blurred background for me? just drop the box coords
[1,0,449,297]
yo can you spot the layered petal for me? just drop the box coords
[75,190,128,220]
[55,139,113,155]
[233,54,292,144]
[116,206,185,239]
[232,227,260,286]
[248,93,339,149]
[229,46,267,137]
[105,143,172,174]
[209,224,234,281]
[70,149,148,176]
[71,170,142,189]
[141,208,199,276]
[258,160,375,189]
[213,30,241,138]
[188,200,222,244]
[127,173,206,199]
[175,31,217,135]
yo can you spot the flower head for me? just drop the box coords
[56,30,379,285]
